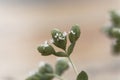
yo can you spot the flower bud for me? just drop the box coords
[111,28,120,38]
[55,58,69,75]
[26,63,54,80]
[39,63,53,74]
[69,25,80,43]
[37,41,55,56]
[51,29,67,50]
[110,11,120,27]
[38,63,54,80]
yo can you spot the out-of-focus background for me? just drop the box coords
[0,0,120,80]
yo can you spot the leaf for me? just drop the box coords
[52,52,68,57]
[38,63,54,80]
[55,58,69,75]
[51,29,67,50]
[69,25,81,43]
[37,45,55,56]
[67,42,75,56]
[77,71,88,80]
[110,11,120,27]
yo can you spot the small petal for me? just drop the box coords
[63,32,67,36]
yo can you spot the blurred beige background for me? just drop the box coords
[0,0,120,80]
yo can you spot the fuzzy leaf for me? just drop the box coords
[110,11,120,27]
[38,63,54,80]
[55,59,69,75]
[69,25,81,43]
[77,71,88,80]
[53,52,67,57]
[37,45,55,56]
[51,29,67,50]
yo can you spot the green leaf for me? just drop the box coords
[110,11,120,27]
[38,63,54,80]
[67,42,75,56]
[69,25,81,43]
[109,28,120,38]
[51,29,67,50]
[77,71,88,80]
[37,45,55,56]
[55,59,69,75]
[53,52,68,57]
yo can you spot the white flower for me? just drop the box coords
[70,30,76,35]
[58,36,65,40]
[40,41,49,48]
[63,32,67,36]
[54,33,59,38]
[54,32,66,41]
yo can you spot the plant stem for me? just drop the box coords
[53,74,65,80]
[68,57,78,75]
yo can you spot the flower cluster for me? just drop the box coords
[26,59,69,80]
[104,11,120,54]
[37,41,55,56]
[37,25,80,57]
[26,25,88,80]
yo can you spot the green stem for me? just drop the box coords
[65,49,78,75]
[68,57,78,75]
[53,74,65,80]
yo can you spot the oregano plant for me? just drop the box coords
[25,10,120,80]
[104,11,120,55]
[26,25,88,80]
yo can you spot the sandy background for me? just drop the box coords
[0,0,120,80]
